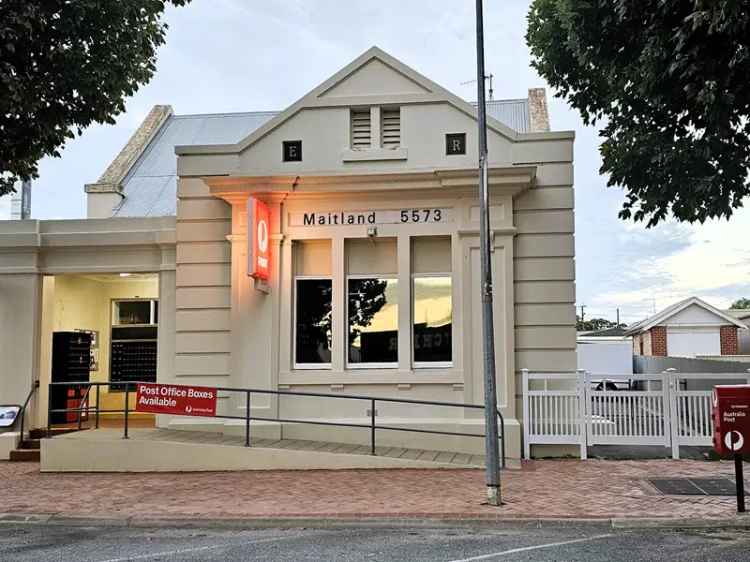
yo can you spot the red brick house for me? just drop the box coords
[624,297,747,358]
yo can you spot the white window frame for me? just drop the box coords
[412,272,453,369]
[345,273,399,370]
[293,275,333,370]
[112,298,158,327]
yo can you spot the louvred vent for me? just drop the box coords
[381,108,400,149]
[351,109,371,149]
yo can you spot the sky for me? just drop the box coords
[3,0,749,325]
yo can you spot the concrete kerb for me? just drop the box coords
[1,513,749,531]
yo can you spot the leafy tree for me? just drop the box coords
[731,298,750,310]
[0,1,190,196]
[527,1,750,227]
[576,317,624,332]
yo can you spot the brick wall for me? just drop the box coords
[528,88,550,132]
[720,326,739,355]
[650,326,667,356]
[642,330,653,356]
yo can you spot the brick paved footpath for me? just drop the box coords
[0,460,744,521]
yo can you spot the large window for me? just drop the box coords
[290,234,454,373]
[294,240,332,368]
[412,237,452,366]
[346,238,398,367]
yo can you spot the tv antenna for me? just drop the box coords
[461,73,494,101]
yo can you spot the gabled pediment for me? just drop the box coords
[318,57,432,98]
[176,46,528,158]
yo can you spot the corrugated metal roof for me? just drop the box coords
[112,99,530,218]
[480,99,530,133]
[113,111,277,217]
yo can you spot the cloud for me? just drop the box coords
[590,207,750,320]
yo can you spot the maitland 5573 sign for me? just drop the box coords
[136,383,217,417]
[248,197,271,280]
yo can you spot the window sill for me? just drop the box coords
[294,363,332,370]
[279,369,463,386]
[341,148,408,162]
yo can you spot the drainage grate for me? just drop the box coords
[649,477,746,496]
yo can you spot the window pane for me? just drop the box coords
[295,279,332,364]
[413,277,452,363]
[412,236,451,274]
[346,238,397,275]
[348,278,398,364]
[116,301,151,325]
[294,240,331,276]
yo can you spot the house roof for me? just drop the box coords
[110,100,531,218]
[106,46,551,218]
[623,297,748,336]
[481,99,530,134]
[112,111,277,217]
[727,308,750,321]
[176,46,564,157]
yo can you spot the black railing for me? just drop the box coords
[16,380,40,440]
[48,381,506,467]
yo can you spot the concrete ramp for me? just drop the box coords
[41,428,485,472]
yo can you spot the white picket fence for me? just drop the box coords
[522,369,750,459]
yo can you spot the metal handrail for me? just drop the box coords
[16,380,40,442]
[76,384,93,430]
[47,380,506,468]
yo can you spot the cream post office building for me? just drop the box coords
[0,48,576,461]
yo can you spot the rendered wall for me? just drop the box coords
[0,274,42,406]
[172,52,575,458]
[172,178,233,421]
[577,341,633,376]
[512,155,576,417]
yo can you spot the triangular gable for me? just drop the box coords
[176,46,521,156]
[625,297,748,335]
[319,58,431,98]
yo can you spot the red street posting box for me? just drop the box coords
[136,383,217,417]
[713,385,750,455]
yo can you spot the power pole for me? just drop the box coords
[475,0,501,507]
[616,308,620,326]
[579,304,586,323]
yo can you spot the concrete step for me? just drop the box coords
[10,448,40,462]
[19,439,40,449]
[29,428,85,439]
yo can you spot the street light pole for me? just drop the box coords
[475,0,501,506]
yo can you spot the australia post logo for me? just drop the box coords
[248,197,271,281]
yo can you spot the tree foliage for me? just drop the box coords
[527,1,750,227]
[0,0,190,196]
[576,316,625,332]
[731,298,750,309]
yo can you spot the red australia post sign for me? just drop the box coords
[248,197,271,281]
[136,383,217,417]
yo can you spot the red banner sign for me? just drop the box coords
[248,197,271,281]
[136,383,217,417]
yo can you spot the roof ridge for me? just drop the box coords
[476,98,528,104]
[173,110,280,120]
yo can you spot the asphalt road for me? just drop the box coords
[1,523,749,561]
